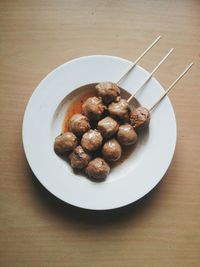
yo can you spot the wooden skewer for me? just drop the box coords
[116,36,161,84]
[149,62,194,112]
[127,48,174,103]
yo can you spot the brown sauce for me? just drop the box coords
[110,143,137,167]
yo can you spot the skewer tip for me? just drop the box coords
[149,61,194,112]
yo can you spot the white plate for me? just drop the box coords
[23,55,176,210]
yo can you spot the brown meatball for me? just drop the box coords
[108,99,130,122]
[81,129,103,152]
[69,113,90,137]
[82,97,105,121]
[95,82,120,105]
[85,157,110,180]
[117,124,138,146]
[69,146,91,169]
[102,138,122,162]
[130,107,150,130]
[97,116,119,139]
[54,132,78,154]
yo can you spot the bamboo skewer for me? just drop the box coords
[149,62,194,112]
[127,48,174,103]
[116,36,161,84]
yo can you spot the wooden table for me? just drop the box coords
[0,1,200,266]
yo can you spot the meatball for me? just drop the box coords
[81,129,103,152]
[108,98,130,122]
[69,113,90,137]
[130,107,150,130]
[69,146,91,169]
[95,82,120,105]
[86,157,110,180]
[54,132,78,154]
[82,97,105,121]
[117,124,138,146]
[102,138,122,162]
[97,116,119,139]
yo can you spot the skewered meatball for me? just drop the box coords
[82,97,105,121]
[54,132,78,154]
[108,99,130,122]
[102,138,122,162]
[117,124,138,146]
[95,82,120,105]
[130,107,150,130]
[69,113,90,137]
[86,157,110,180]
[97,116,119,139]
[81,129,103,152]
[69,146,91,169]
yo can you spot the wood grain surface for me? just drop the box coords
[0,0,200,266]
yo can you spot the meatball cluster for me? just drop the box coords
[54,82,150,181]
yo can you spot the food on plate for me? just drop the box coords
[130,107,150,130]
[82,96,106,121]
[102,138,122,162]
[108,98,130,122]
[69,146,91,169]
[95,82,120,105]
[54,83,146,181]
[81,129,103,152]
[85,157,110,180]
[97,116,119,139]
[117,124,138,146]
[69,113,90,136]
[54,132,78,154]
